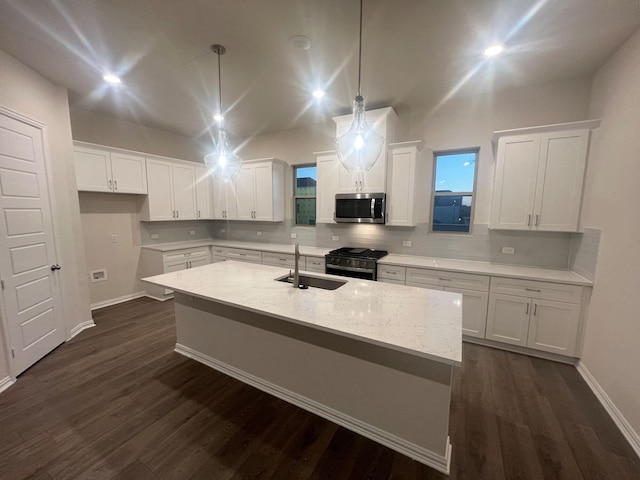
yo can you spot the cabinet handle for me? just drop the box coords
[176,210,179,219]
[114,180,118,191]
[527,214,532,226]
[533,303,538,316]
[535,214,539,226]
[172,210,175,218]
[438,277,451,281]
[198,210,201,218]
[525,303,529,315]
[525,288,541,292]
[108,179,113,190]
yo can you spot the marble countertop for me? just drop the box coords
[142,261,462,366]
[380,254,592,286]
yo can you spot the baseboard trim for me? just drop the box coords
[0,376,15,394]
[68,319,96,340]
[175,343,451,474]
[463,337,578,365]
[144,294,173,302]
[90,292,146,310]
[576,361,640,459]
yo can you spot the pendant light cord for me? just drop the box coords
[217,50,223,115]
[357,0,363,96]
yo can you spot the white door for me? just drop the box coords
[486,293,531,346]
[74,146,111,192]
[171,164,197,220]
[446,287,488,339]
[235,165,255,220]
[253,163,274,221]
[316,153,339,223]
[534,130,589,232]
[490,134,540,230]
[0,112,66,375]
[195,166,213,219]
[110,152,147,194]
[146,159,174,221]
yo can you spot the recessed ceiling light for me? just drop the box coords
[484,44,504,57]
[312,89,325,99]
[103,74,122,84]
[288,35,311,51]
[214,114,224,123]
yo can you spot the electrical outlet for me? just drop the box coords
[256,231,262,236]
[402,240,412,247]
[332,235,340,241]
[150,233,159,239]
[220,229,226,233]
[502,246,515,254]
[189,230,196,236]
[111,234,118,243]
[290,233,297,239]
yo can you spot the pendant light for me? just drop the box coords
[336,0,384,172]
[204,44,242,182]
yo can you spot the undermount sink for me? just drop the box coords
[276,273,346,290]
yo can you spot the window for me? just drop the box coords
[293,164,317,226]
[431,148,478,233]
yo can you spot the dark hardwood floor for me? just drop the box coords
[0,297,638,479]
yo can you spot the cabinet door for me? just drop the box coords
[486,293,531,346]
[212,178,236,219]
[253,162,275,221]
[195,166,214,219]
[146,159,175,221]
[387,147,416,226]
[337,163,358,192]
[490,135,540,230]
[235,165,255,220]
[188,257,210,269]
[446,288,488,339]
[533,130,589,232]
[74,146,112,192]
[316,153,339,223]
[172,163,197,220]
[527,299,580,356]
[110,152,147,194]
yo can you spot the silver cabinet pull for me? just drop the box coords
[525,303,529,315]
[438,277,451,281]
[535,214,539,226]
[114,180,118,190]
[176,210,179,219]
[172,210,175,218]
[525,288,541,292]
[198,210,201,218]
[533,303,538,316]
[527,214,531,226]
[108,179,113,190]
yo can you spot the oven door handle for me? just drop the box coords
[371,198,375,219]
[326,264,375,274]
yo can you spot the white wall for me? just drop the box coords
[580,27,640,438]
[0,48,92,378]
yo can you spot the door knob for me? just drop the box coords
[50,264,61,271]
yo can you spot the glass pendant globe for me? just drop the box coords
[336,96,384,172]
[204,127,242,182]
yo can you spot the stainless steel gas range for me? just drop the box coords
[325,247,389,281]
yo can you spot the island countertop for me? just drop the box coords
[142,260,462,366]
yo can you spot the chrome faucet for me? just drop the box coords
[293,243,300,288]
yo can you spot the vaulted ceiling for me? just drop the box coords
[1,0,639,143]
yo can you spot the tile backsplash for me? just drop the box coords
[569,227,601,280]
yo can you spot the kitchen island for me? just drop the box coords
[142,260,462,473]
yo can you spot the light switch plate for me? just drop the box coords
[332,235,340,241]
[402,240,412,247]
[189,230,196,236]
[502,246,515,254]
[150,233,159,239]
[220,229,226,233]
[111,234,118,243]
[290,233,297,239]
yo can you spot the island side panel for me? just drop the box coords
[173,293,453,472]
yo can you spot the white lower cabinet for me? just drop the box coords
[486,278,583,356]
[140,246,211,299]
[447,288,489,339]
[262,252,296,269]
[224,248,262,263]
[305,256,325,273]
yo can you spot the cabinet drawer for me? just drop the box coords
[163,247,210,264]
[262,252,296,268]
[305,257,325,273]
[490,277,582,303]
[225,248,262,263]
[406,268,489,291]
[378,278,406,286]
[377,264,406,282]
[211,246,226,257]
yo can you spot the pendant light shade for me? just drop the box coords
[336,0,384,172]
[204,44,242,182]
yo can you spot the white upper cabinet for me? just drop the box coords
[386,141,429,227]
[219,158,284,222]
[194,166,214,219]
[74,143,147,194]
[142,157,198,221]
[332,107,397,193]
[490,120,599,232]
[315,151,340,224]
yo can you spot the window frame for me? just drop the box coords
[292,163,317,227]
[430,147,479,234]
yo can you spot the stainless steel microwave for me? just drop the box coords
[334,193,386,224]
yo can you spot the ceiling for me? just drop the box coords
[1,0,639,144]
